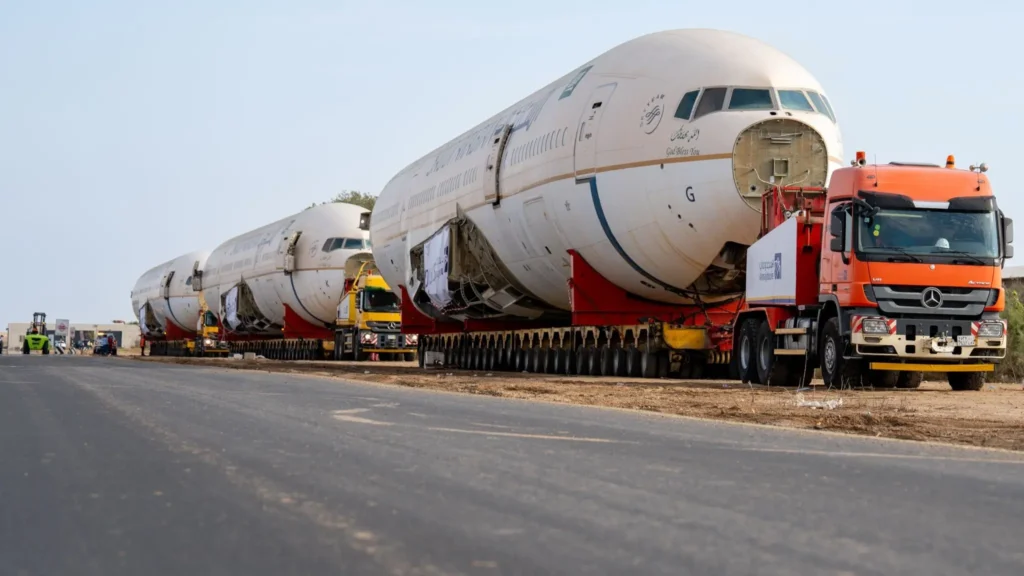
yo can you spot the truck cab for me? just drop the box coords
[335,261,417,361]
[736,152,1011,390]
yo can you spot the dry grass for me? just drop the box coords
[129,356,1024,451]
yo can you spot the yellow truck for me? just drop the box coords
[334,261,417,361]
[190,301,231,357]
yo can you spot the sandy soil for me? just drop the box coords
[128,356,1024,452]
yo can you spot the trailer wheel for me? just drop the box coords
[819,317,862,389]
[948,372,985,391]
[624,346,640,377]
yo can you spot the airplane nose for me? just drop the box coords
[731,118,829,210]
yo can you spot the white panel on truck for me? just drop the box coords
[745,216,798,305]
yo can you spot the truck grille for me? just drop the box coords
[872,285,994,317]
[367,321,400,331]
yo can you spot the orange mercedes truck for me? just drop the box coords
[735,152,1011,390]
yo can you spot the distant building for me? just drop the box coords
[3,322,140,352]
[1003,265,1024,295]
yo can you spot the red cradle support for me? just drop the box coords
[567,249,741,332]
[163,319,194,341]
[283,304,333,340]
[399,285,462,335]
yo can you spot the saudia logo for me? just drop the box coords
[758,253,782,281]
[641,94,665,134]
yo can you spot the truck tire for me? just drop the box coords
[864,369,899,388]
[819,317,863,389]
[948,372,985,391]
[42,341,50,355]
[896,371,923,389]
[736,318,760,384]
[23,341,29,354]
[755,321,792,387]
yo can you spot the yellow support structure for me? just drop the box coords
[868,362,994,373]
[662,326,710,350]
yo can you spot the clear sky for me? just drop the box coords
[1,0,1021,327]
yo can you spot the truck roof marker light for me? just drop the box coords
[853,151,866,166]
[946,155,955,169]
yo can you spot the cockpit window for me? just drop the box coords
[778,89,815,111]
[674,90,700,120]
[820,93,837,122]
[323,237,369,251]
[806,91,835,123]
[728,88,773,110]
[693,87,727,119]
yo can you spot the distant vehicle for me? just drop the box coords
[93,335,117,356]
[23,312,50,354]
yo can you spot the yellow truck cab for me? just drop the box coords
[335,261,417,361]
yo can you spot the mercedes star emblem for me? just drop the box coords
[921,287,943,308]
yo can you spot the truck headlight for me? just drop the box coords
[407,334,418,345]
[978,321,1005,337]
[861,317,890,335]
[203,339,214,346]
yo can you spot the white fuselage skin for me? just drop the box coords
[370,29,844,320]
[202,202,371,335]
[131,250,209,337]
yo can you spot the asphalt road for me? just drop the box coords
[2,355,1023,576]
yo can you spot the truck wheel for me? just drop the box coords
[405,352,415,362]
[42,341,50,355]
[23,341,29,354]
[896,371,923,389]
[755,321,791,386]
[864,369,899,388]
[736,318,760,384]
[948,372,985,391]
[819,317,862,389]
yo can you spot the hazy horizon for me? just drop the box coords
[2,0,1021,326]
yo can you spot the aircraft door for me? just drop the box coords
[573,83,617,181]
[483,123,512,206]
[278,231,302,274]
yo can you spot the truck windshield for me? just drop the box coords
[361,289,400,312]
[856,208,1000,260]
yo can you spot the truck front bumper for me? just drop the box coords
[850,315,1006,363]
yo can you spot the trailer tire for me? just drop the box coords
[948,372,985,391]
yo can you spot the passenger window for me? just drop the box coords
[728,88,773,110]
[343,238,363,249]
[674,90,700,120]
[693,87,727,119]
[778,90,814,111]
[806,91,835,123]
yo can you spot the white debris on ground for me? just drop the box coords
[795,393,843,410]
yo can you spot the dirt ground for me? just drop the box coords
[128,355,1024,452]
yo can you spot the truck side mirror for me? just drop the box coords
[1003,216,1013,259]
[829,211,844,252]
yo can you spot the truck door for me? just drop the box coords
[822,202,853,300]
[573,82,617,181]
